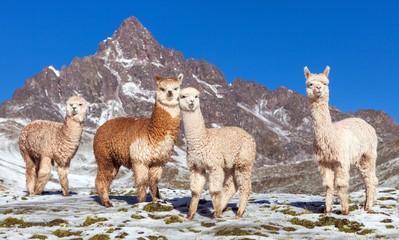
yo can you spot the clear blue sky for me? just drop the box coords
[1,1,398,123]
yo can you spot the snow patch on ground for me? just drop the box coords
[0,186,398,239]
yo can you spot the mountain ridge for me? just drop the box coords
[1,16,398,193]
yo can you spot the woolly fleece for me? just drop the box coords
[305,66,378,214]
[179,87,256,220]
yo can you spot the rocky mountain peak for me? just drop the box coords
[1,16,399,193]
[97,16,164,64]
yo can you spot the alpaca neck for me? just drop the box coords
[182,108,208,148]
[148,102,180,141]
[60,116,83,144]
[310,100,335,150]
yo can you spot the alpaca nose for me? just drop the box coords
[167,90,173,97]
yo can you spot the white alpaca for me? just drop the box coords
[304,66,378,214]
[19,96,89,196]
[179,87,256,220]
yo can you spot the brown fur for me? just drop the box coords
[94,74,182,207]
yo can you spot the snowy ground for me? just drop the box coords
[0,186,398,239]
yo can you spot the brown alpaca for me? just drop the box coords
[94,74,183,207]
[19,96,89,196]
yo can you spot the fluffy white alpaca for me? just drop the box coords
[305,66,378,214]
[179,87,256,220]
[19,96,89,196]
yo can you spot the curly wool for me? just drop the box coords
[19,96,88,196]
[305,66,378,214]
[179,87,256,220]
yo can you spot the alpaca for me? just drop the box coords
[94,74,183,207]
[19,95,89,196]
[179,87,256,220]
[304,66,378,214]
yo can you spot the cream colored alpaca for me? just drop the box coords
[305,66,378,214]
[19,96,89,196]
[94,74,183,207]
[179,87,256,220]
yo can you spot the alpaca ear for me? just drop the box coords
[154,75,162,82]
[304,66,311,79]
[323,66,330,77]
[177,73,183,84]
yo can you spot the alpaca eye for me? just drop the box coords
[160,88,166,92]
[174,87,179,91]
[309,83,313,87]
[195,95,198,98]
[79,104,83,106]
[181,95,186,99]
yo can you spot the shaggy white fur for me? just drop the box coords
[19,96,89,196]
[305,66,378,214]
[179,87,256,220]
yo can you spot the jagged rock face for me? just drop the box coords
[1,16,399,193]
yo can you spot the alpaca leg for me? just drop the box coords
[22,152,36,195]
[186,168,206,221]
[57,166,70,196]
[209,168,224,218]
[34,157,52,195]
[334,164,350,215]
[148,165,163,201]
[358,154,378,211]
[220,168,238,212]
[95,158,119,207]
[133,163,149,202]
[235,167,252,218]
[320,165,334,213]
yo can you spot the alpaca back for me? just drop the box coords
[19,120,63,159]
[93,104,180,168]
[93,117,150,168]
[333,117,377,163]
[207,126,256,169]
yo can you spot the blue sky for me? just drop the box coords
[1,1,398,123]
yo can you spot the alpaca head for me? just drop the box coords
[66,96,89,123]
[154,73,183,107]
[304,66,330,102]
[179,87,200,112]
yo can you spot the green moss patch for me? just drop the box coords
[378,197,396,201]
[201,222,216,227]
[52,229,82,238]
[143,202,174,212]
[2,209,13,214]
[81,216,108,227]
[88,234,111,240]
[215,226,268,237]
[381,219,393,223]
[117,208,128,212]
[0,217,68,228]
[164,215,182,224]
[131,214,145,219]
[290,216,366,234]
[29,234,48,239]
